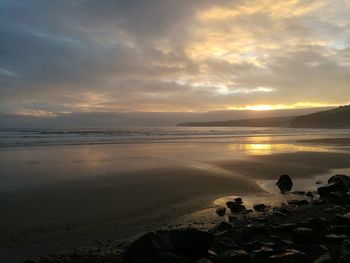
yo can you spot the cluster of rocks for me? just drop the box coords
[121,174,350,263]
[25,174,350,263]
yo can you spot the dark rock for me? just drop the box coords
[292,191,305,196]
[311,199,325,205]
[157,252,190,263]
[328,174,350,187]
[124,232,172,263]
[249,246,274,262]
[226,201,246,213]
[293,228,314,244]
[329,225,349,233]
[253,204,267,212]
[329,191,347,204]
[325,234,348,243]
[340,239,350,262]
[325,205,346,214]
[287,199,309,206]
[336,212,350,224]
[276,174,293,194]
[124,229,213,263]
[303,217,328,230]
[268,249,311,263]
[213,249,251,263]
[215,222,232,231]
[318,176,349,197]
[313,253,332,263]
[234,198,243,204]
[272,223,297,233]
[196,258,213,263]
[171,229,214,260]
[212,237,241,252]
[305,191,314,198]
[215,207,226,217]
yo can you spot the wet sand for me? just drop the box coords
[1,151,350,262]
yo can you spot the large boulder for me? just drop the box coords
[317,175,350,198]
[124,232,172,263]
[328,174,350,187]
[276,175,293,194]
[124,228,213,263]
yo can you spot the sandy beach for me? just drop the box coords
[1,130,350,262]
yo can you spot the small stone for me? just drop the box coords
[215,222,232,231]
[292,191,305,195]
[313,253,332,263]
[287,199,309,206]
[340,239,350,262]
[276,174,293,194]
[268,249,311,263]
[305,191,314,198]
[234,198,243,204]
[253,204,267,212]
[293,228,314,244]
[226,201,246,213]
[215,207,226,217]
[325,234,348,243]
[250,246,274,262]
[214,249,250,263]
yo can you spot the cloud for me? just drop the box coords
[0,0,350,116]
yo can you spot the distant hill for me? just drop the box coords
[177,116,295,127]
[290,105,350,128]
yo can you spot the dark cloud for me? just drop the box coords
[0,0,349,117]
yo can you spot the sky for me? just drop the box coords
[1,0,350,119]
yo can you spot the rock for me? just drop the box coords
[329,225,349,233]
[226,201,246,213]
[171,229,214,260]
[329,191,347,204]
[215,222,232,231]
[124,229,213,263]
[234,198,243,204]
[276,174,293,194]
[287,199,309,206]
[249,246,274,262]
[272,223,297,233]
[157,252,191,263]
[336,212,350,224]
[292,191,305,196]
[340,239,350,262]
[213,249,251,263]
[311,199,325,205]
[253,204,267,212]
[212,237,241,252]
[305,191,314,198]
[318,175,350,198]
[328,174,350,187]
[124,232,172,263]
[303,217,328,230]
[325,234,348,243]
[268,249,311,263]
[196,258,213,263]
[313,253,332,263]
[325,205,346,214]
[215,207,226,217]
[293,228,314,244]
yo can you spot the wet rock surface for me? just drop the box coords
[276,174,293,194]
[24,174,350,263]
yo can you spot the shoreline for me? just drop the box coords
[1,151,350,262]
[27,174,350,263]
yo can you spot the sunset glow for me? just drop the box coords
[1,0,350,117]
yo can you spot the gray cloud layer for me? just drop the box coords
[1,0,350,116]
